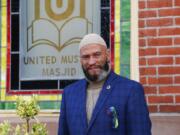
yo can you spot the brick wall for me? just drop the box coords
[138,0,180,113]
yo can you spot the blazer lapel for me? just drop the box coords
[79,79,88,129]
[87,71,118,132]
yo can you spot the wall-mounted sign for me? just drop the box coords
[20,0,100,80]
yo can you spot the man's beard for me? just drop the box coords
[82,60,110,82]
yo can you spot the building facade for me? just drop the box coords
[0,0,180,134]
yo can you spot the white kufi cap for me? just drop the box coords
[79,33,107,50]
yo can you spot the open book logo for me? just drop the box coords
[27,17,92,52]
[26,0,92,52]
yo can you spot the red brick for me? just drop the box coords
[148,38,172,46]
[158,77,173,84]
[175,18,180,25]
[148,77,173,85]
[147,18,173,27]
[147,0,172,8]
[175,0,180,6]
[138,0,180,114]
[160,105,180,112]
[140,76,147,84]
[139,29,157,37]
[159,86,180,94]
[140,67,156,76]
[139,39,146,47]
[139,48,157,56]
[139,20,145,28]
[139,49,145,56]
[139,58,146,65]
[159,47,180,55]
[148,77,158,84]
[174,37,180,45]
[159,8,180,17]
[147,57,173,65]
[159,67,180,75]
[176,96,180,103]
[144,86,157,94]
[139,1,146,9]
[175,57,180,64]
[145,48,157,55]
[159,28,180,36]
[148,105,158,113]
[139,10,157,18]
[148,96,173,103]
[175,76,180,83]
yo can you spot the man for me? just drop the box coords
[58,33,151,135]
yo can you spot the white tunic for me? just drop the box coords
[86,80,105,123]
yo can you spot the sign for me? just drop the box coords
[20,0,100,80]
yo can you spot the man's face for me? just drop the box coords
[80,44,110,82]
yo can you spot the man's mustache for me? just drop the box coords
[82,59,109,82]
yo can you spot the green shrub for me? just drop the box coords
[0,95,48,135]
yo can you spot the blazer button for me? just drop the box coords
[106,85,111,90]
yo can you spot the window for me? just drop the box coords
[0,0,132,109]
[6,0,112,94]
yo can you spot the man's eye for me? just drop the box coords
[94,52,101,57]
[81,52,101,60]
[81,55,89,59]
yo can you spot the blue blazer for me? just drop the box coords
[58,71,151,135]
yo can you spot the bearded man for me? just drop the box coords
[58,33,151,135]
